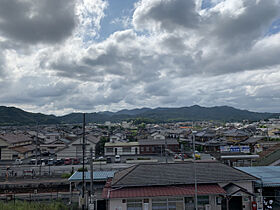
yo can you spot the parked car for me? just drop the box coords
[48,158,54,166]
[14,159,23,165]
[115,155,121,163]
[40,159,47,166]
[72,158,80,165]
[54,158,64,165]
[29,159,36,165]
[64,158,72,165]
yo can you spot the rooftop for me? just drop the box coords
[68,171,115,182]
[0,133,33,144]
[103,184,225,199]
[236,166,280,187]
[111,161,257,188]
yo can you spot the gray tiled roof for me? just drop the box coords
[112,162,257,188]
[138,139,179,145]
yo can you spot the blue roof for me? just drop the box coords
[236,166,280,187]
[68,171,115,182]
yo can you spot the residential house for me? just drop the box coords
[138,139,179,155]
[56,134,100,159]
[224,129,249,143]
[0,133,34,160]
[104,141,140,156]
[103,161,258,210]
[110,133,126,143]
[195,130,217,142]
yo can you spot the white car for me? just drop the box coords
[14,159,23,165]
[115,155,121,163]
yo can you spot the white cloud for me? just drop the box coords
[1,0,280,115]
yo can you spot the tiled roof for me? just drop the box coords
[10,145,35,153]
[138,139,179,145]
[0,133,33,144]
[112,162,257,188]
[103,184,226,199]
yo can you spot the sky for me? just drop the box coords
[0,0,280,115]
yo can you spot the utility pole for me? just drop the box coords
[35,122,38,166]
[82,113,86,210]
[192,130,198,210]
[89,147,95,210]
[165,138,167,163]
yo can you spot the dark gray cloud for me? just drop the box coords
[207,0,280,52]
[133,0,200,31]
[0,0,76,44]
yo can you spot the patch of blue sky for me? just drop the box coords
[96,0,138,41]
[201,0,213,10]
[266,18,280,36]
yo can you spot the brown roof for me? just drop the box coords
[103,184,226,199]
[10,145,35,153]
[0,133,33,144]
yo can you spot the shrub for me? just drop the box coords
[77,167,88,172]
[61,173,71,178]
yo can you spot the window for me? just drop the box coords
[106,148,113,153]
[197,195,209,205]
[184,197,194,210]
[123,147,131,153]
[152,198,167,210]
[146,146,149,152]
[127,199,142,210]
[152,198,183,210]
[141,147,144,152]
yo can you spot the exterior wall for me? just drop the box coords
[219,181,254,210]
[57,146,76,159]
[0,148,14,160]
[105,146,140,156]
[108,195,223,210]
[57,139,96,159]
[12,140,32,147]
[139,144,179,155]
[0,139,9,147]
[109,198,126,210]
[152,134,165,140]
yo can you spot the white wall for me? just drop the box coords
[109,199,126,210]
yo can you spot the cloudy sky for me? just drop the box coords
[0,0,280,115]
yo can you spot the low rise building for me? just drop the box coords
[103,161,258,210]
[104,142,140,156]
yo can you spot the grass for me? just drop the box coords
[0,201,72,210]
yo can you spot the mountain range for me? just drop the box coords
[0,105,279,126]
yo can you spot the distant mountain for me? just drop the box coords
[0,106,59,126]
[0,105,278,125]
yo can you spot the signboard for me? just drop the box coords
[220,145,250,153]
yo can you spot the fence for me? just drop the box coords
[0,191,80,206]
